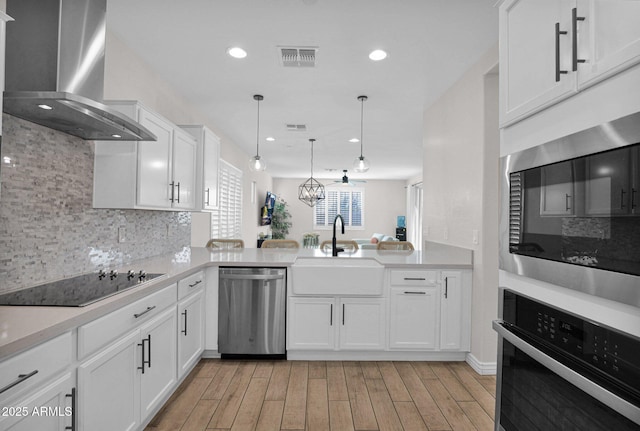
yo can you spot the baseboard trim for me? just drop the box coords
[287,350,468,361]
[465,353,497,375]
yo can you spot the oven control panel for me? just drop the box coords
[503,290,640,394]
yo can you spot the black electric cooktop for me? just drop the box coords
[0,271,164,307]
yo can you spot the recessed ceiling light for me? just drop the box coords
[112,134,122,138]
[369,49,387,61]
[349,138,360,143]
[227,47,247,59]
[38,104,53,110]
[265,136,275,142]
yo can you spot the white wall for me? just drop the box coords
[271,178,407,245]
[423,44,499,369]
[104,31,272,247]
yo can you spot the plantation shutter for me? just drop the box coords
[212,160,243,239]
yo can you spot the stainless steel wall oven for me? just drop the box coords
[500,111,640,308]
[494,288,640,430]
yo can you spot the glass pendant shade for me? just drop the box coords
[298,138,325,207]
[353,155,370,173]
[249,94,266,172]
[248,155,266,172]
[354,95,370,173]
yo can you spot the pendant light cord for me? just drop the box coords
[255,97,261,157]
[310,138,315,177]
[360,97,364,158]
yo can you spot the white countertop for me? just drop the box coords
[0,243,472,360]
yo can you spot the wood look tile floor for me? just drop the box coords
[145,360,496,431]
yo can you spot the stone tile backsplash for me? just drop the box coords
[0,114,191,294]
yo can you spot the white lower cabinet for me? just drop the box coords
[389,287,438,350]
[177,289,205,378]
[287,297,385,351]
[0,373,75,431]
[77,291,178,431]
[440,271,471,351]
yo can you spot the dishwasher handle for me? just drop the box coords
[219,273,284,281]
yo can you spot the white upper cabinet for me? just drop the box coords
[500,0,577,127]
[180,125,221,211]
[576,0,640,88]
[499,0,640,127]
[93,101,197,211]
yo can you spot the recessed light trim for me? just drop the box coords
[227,47,247,59]
[38,104,53,110]
[112,134,122,138]
[369,49,387,61]
[266,136,275,142]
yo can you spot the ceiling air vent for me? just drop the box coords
[286,124,307,132]
[279,46,318,67]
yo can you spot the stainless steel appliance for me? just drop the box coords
[3,0,155,141]
[500,110,640,308]
[218,267,286,358]
[0,270,164,306]
[494,288,640,430]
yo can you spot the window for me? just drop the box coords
[212,160,243,239]
[314,187,364,229]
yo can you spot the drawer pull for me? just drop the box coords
[0,369,38,394]
[133,305,156,318]
[65,387,76,431]
[404,291,426,295]
[404,277,426,281]
[189,280,202,288]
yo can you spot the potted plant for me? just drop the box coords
[271,199,292,239]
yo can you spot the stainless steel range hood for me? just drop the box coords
[3,0,155,141]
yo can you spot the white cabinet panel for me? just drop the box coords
[137,109,173,208]
[389,287,438,350]
[178,289,205,378]
[172,128,198,210]
[576,0,640,87]
[181,125,221,211]
[500,0,577,126]
[0,373,75,431]
[440,271,470,351]
[288,297,335,350]
[78,330,140,431]
[140,307,177,419]
[339,298,386,350]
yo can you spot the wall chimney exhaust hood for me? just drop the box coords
[3,0,155,141]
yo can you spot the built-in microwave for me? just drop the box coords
[500,111,640,308]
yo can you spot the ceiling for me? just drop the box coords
[105,0,498,181]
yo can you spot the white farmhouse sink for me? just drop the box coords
[291,258,384,295]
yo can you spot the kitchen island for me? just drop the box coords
[0,242,472,431]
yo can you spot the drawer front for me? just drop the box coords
[178,271,204,300]
[390,269,438,286]
[78,283,177,359]
[0,332,72,403]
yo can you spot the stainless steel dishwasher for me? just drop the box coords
[218,267,286,358]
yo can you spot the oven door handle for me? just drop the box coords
[493,320,640,425]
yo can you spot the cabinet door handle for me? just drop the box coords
[404,277,426,281]
[175,182,181,203]
[444,277,449,299]
[404,291,426,295]
[169,181,175,202]
[632,188,637,210]
[137,336,148,374]
[134,305,156,318]
[572,8,586,71]
[205,188,210,206]
[342,304,345,325]
[555,22,568,82]
[181,310,188,335]
[621,189,627,209]
[565,194,571,211]
[65,387,76,431]
[330,304,333,326]
[0,369,38,394]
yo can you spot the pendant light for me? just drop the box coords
[248,94,266,171]
[353,95,370,173]
[298,138,326,207]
